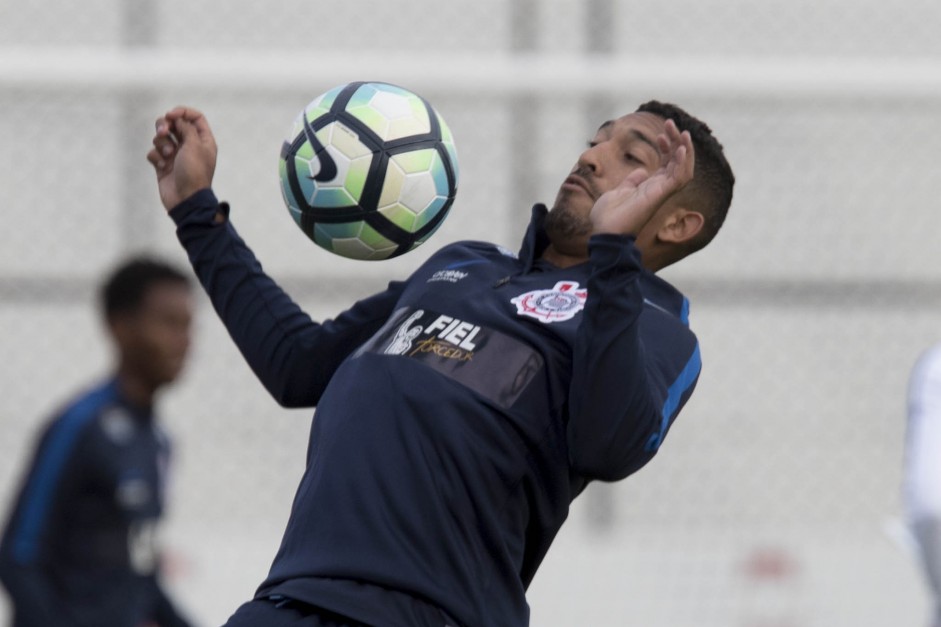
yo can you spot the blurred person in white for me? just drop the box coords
[906,344,941,627]
[0,257,198,627]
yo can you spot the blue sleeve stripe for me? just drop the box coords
[645,343,701,452]
[680,297,690,326]
[10,382,115,563]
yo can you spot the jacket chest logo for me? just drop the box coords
[100,407,135,444]
[511,281,587,323]
[384,310,480,358]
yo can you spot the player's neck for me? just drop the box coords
[115,368,158,411]
[540,244,588,269]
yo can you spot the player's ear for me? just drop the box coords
[657,207,705,245]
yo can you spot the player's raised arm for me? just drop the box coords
[555,106,729,481]
[146,107,405,408]
[147,107,218,211]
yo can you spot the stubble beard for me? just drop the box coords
[545,195,592,249]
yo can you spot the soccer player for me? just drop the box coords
[147,101,734,627]
[0,258,197,627]
[906,344,941,626]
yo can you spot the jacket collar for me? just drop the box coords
[517,204,690,325]
[517,204,551,271]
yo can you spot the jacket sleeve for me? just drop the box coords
[565,234,701,482]
[0,427,81,627]
[170,189,405,408]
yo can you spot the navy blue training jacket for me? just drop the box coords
[0,378,192,627]
[172,189,701,627]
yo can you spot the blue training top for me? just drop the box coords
[172,189,701,627]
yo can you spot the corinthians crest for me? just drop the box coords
[511,281,587,323]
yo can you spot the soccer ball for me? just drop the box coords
[279,81,460,260]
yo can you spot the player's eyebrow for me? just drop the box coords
[594,122,659,157]
[630,129,659,153]
[590,120,615,141]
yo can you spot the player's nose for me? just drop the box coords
[576,143,605,176]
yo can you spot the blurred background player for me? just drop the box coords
[906,344,941,627]
[0,257,197,627]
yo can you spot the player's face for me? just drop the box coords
[546,112,668,255]
[120,283,194,389]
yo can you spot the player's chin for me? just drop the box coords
[549,194,591,224]
[155,358,187,386]
[545,204,592,246]
[553,186,593,211]
[552,186,574,207]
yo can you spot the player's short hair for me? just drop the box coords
[636,101,735,254]
[100,257,191,320]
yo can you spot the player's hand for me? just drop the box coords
[147,107,218,211]
[589,119,694,237]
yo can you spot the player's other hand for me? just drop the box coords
[589,119,694,237]
[147,107,218,211]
